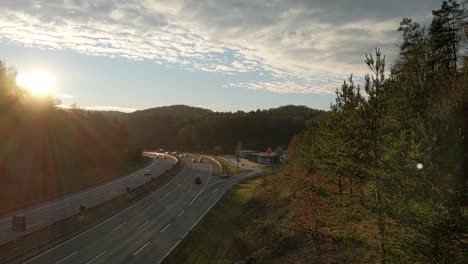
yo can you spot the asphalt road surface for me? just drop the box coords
[20,155,261,264]
[0,154,176,245]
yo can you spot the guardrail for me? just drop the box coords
[200,155,224,177]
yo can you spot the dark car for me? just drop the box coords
[195,176,202,184]
[144,170,151,176]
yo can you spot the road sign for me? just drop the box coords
[12,216,26,232]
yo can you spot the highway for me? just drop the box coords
[0,154,176,246]
[19,155,261,264]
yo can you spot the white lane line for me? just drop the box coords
[132,242,150,256]
[165,203,173,210]
[212,189,218,193]
[137,221,149,230]
[177,210,184,218]
[160,223,171,233]
[86,250,107,264]
[181,232,188,240]
[55,251,77,264]
[145,204,153,210]
[112,221,127,232]
[178,192,185,197]
[23,162,188,264]
[188,163,213,206]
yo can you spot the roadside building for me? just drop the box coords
[255,152,281,165]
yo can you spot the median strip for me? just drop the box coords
[0,160,185,264]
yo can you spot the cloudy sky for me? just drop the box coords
[0,0,443,112]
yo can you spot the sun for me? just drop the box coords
[16,71,55,96]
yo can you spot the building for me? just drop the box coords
[238,150,284,165]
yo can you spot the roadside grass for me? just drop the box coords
[214,156,247,175]
[163,178,263,264]
[164,170,374,264]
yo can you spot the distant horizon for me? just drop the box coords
[59,103,324,114]
[0,0,441,113]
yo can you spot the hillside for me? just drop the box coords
[124,104,324,153]
[131,104,213,119]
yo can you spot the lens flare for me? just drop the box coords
[16,72,55,96]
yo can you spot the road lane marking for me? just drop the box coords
[177,210,184,218]
[145,204,153,210]
[86,250,107,264]
[55,251,77,264]
[132,242,150,256]
[178,192,185,197]
[212,189,218,193]
[163,192,170,197]
[160,224,171,233]
[137,221,149,230]
[23,162,188,264]
[188,163,213,206]
[181,232,188,240]
[0,225,9,230]
[112,221,127,232]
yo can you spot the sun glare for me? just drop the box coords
[16,72,55,96]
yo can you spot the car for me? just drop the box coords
[155,155,159,159]
[144,170,151,176]
[185,154,188,157]
[195,176,202,184]
[192,158,196,162]
[163,156,166,159]
[198,157,203,163]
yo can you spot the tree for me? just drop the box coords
[430,0,464,70]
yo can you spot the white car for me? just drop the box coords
[192,158,196,162]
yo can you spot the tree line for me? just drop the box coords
[0,64,134,211]
[125,104,324,154]
[279,1,467,262]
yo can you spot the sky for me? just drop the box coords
[0,0,443,112]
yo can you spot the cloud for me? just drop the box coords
[0,0,441,94]
[58,104,137,113]
[55,93,73,99]
[84,105,137,113]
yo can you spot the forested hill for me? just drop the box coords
[131,105,213,119]
[123,104,324,153]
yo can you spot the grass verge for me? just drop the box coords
[214,157,247,175]
[163,177,263,264]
